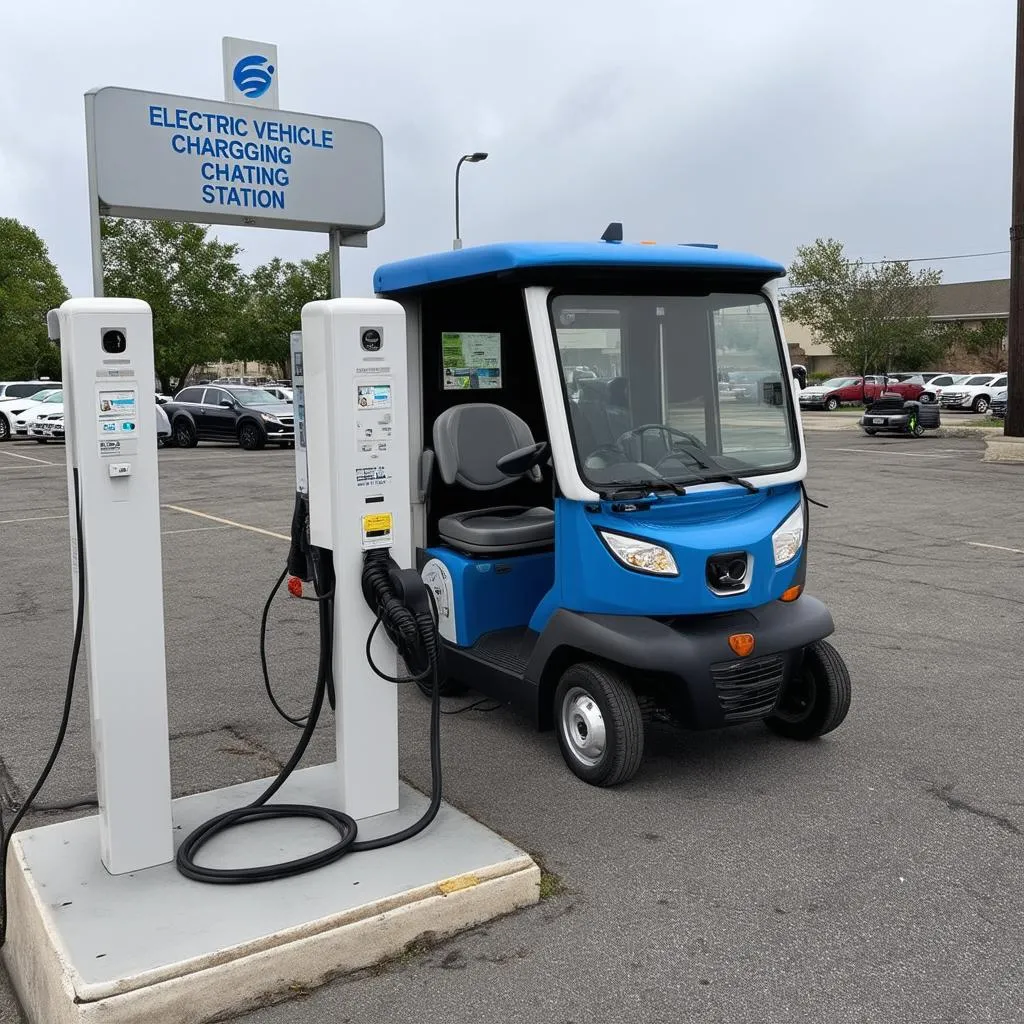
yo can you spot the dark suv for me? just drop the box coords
[164,385,294,450]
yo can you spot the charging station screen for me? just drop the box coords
[96,387,140,455]
[357,384,391,409]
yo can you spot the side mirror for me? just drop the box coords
[496,441,549,477]
[220,400,234,409]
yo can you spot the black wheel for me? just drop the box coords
[911,421,925,437]
[972,396,989,414]
[554,662,644,786]
[173,419,198,448]
[919,392,934,404]
[0,415,9,442]
[864,428,877,435]
[824,397,839,412]
[764,640,851,740]
[238,421,266,451]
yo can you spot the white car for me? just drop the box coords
[261,385,293,403]
[0,387,62,441]
[919,373,968,404]
[27,402,66,441]
[14,392,65,437]
[938,373,1006,414]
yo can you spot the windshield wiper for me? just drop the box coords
[677,471,759,493]
[601,479,686,500]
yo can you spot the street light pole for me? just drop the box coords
[1006,0,1024,436]
[454,151,488,250]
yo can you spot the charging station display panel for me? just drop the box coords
[95,384,140,457]
[441,332,501,390]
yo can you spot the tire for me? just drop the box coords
[554,662,644,786]
[919,393,934,404]
[173,418,198,448]
[0,415,9,442]
[864,428,877,435]
[911,421,925,437]
[238,421,266,451]
[972,396,989,414]
[764,640,851,740]
[824,397,839,412]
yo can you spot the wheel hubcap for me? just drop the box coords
[560,687,607,766]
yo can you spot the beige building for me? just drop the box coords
[781,277,1009,376]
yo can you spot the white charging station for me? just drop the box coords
[54,298,174,874]
[301,298,411,819]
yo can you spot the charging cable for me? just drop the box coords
[0,469,86,949]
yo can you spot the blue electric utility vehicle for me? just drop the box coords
[374,229,850,786]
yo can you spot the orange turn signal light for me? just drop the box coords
[728,633,755,657]
[780,585,803,603]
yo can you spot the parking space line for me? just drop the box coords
[823,448,965,459]
[0,513,68,525]
[161,525,233,536]
[0,449,57,466]
[965,541,1024,555]
[162,504,289,541]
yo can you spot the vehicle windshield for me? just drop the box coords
[820,377,857,388]
[550,291,798,490]
[40,393,64,404]
[965,375,994,386]
[228,387,280,407]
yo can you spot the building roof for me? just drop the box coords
[928,278,1009,319]
[373,241,786,294]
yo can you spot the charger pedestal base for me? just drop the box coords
[3,764,539,1024]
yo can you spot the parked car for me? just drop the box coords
[14,392,65,437]
[163,384,295,450]
[919,373,967,404]
[0,387,62,441]
[262,384,293,403]
[0,380,59,401]
[27,400,65,442]
[991,387,1008,419]
[937,373,1006,414]
[156,401,172,445]
[797,374,925,411]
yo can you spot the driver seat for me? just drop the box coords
[432,404,555,556]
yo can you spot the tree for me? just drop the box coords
[0,218,69,380]
[930,318,1007,372]
[101,219,243,393]
[230,252,330,377]
[781,238,948,374]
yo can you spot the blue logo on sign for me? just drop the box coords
[232,54,275,98]
[102,423,117,432]
[121,422,136,431]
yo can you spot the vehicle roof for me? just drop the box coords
[373,241,787,294]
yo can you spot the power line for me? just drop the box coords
[854,249,1009,266]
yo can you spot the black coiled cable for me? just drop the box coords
[175,545,443,884]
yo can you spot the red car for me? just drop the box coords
[798,374,925,411]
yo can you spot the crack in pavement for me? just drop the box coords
[0,757,23,812]
[926,782,1022,837]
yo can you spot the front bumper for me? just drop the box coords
[859,412,911,432]
[939,394,971,408]
[529,595,835,730]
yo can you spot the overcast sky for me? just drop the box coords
[1,0,1016,297]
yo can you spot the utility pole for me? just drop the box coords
[1006,0,1024,435]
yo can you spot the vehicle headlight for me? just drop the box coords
[599,531,678,576]
[260,413,281,424]
[772,501,805,565]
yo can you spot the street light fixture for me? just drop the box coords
[454,151,488,250]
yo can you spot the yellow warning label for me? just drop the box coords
[437,873,480,896]
[362,512,393,534]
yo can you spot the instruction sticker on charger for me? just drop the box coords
[361,511,393,549]
[95,385,139,456]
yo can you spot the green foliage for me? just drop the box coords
[229,252,330,377]
[102,219,243,392]
[0,218,69,380]
[782,238,948,374]
[930,318,1007,372]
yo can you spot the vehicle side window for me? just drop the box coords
[176,387,203,403]
[9,383,55,398]
[203,388,229,406]
[992,376,1007,387]
[933,376,952,387]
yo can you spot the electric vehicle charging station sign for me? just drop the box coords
[85,86,385,233]
[96,385,139,456]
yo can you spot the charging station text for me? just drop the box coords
[148,105,335,214]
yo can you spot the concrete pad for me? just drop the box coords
[3,765,539,1024]
[982,432,1024,462]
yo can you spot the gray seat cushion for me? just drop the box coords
[433,404,542,491]
[438,506,554,555]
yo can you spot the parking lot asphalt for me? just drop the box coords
[2,433,1023,1024]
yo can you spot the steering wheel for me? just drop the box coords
[615,424,706,467]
